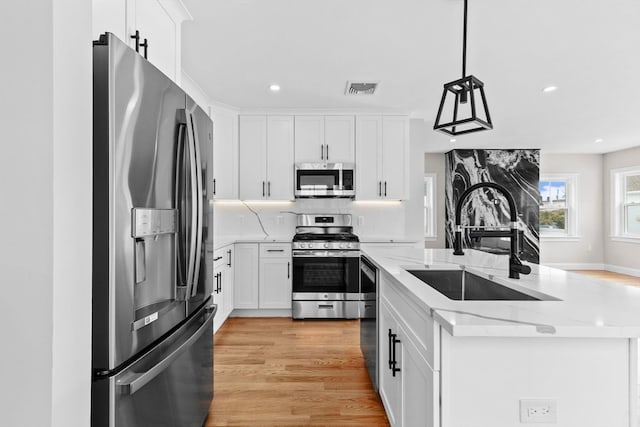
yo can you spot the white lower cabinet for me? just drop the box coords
[233,242,292,311]
[212,245,234,333]
[379,274,440,427]
[233,243,260,309]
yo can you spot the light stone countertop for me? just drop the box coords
[361,245,640,338]
[214,235,293,250]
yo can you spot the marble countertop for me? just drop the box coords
[215,235,293,249]
[361,245,640,338]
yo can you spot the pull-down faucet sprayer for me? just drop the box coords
[453,182,531,279]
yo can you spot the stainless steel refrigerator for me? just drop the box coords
[92,33,215,427]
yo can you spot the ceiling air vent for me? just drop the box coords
[345,81,379,95]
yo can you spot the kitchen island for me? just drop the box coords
[362,245,640,427]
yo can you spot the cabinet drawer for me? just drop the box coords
[214,245,233,270]
[260,243,291,258]
[381,271,440,371]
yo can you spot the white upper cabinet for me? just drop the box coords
[294,116,324,163]
[239,115,294,200]
[356,115,409,200]
[294,116,355,164]
[212,107,238,200]
[92,0,191,83]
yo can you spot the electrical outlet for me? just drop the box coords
[276,215,283,225]
[238,215,245,224]
[358,216,364,226]
[520,399,557,423]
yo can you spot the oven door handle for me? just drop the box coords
[292,250,361,258]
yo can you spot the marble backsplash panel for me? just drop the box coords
[445,149,540,263]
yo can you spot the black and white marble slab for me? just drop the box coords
[445,149,540,263]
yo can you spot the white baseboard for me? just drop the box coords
[543,263,605,271]
[231,309,292,317]
[604,264,640,278]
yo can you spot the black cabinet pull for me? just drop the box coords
[384,181,387,197]
[227,249,232,267]
[262,181,265,197]
[326,144,329,160]
[321,144,324,160]
[140,38,148,59]
[214,272,219,294]
[219,272,222,293]
[214,256,223,261]
[391,332,401,377]
[267,249,284,252]
[268,181,271,197]
[287,261,290,279]
[388,329,393,369]
[130,30,140,52]
[213,179,216,195]
[378,181,382,197]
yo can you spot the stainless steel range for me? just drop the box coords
[291,214,360,319]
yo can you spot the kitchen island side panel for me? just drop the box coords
[440,334,631,427]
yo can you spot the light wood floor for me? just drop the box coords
[573,270,640,287]
[206,317,389,427]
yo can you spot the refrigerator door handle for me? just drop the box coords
[188,111,204,297]
[116,305,217,395]
[180,109,199,298]
[174,121,189,296]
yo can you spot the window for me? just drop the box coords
[424,175,436,239]
[539,174,578,238]
[611,167,640,240]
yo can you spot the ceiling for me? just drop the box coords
[181,0,640,154]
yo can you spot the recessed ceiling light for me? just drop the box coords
[542,86,558,93]
[450,138,457,143]
[269,84,281,92]
[594,138,604,143]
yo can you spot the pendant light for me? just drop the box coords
[433,0,493,136]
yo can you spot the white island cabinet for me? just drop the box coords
[366,246,638,427]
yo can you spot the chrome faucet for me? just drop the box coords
[453,182,531,279]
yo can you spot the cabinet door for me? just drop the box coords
[239,116,267,200]
[400,324,439,427]
[381,116,408,200]
[222,248,235,319]
[266,116,294,200]
[212,267,226,333]
[212,109,238,199]
[133,0,177,80]
[294,116,324,163]
[259,258,292,309]
[233,244,259,309]
[324,116,355,163]
[379,300,403,427]
[355,116,382,200]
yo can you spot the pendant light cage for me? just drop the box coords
[433,0,493,136]
[433,75,492,135]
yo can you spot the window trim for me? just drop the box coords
[610,166,640,242]
[539,173,579,240]
[424,174,437,241]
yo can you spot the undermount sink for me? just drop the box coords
[406,270,541,301]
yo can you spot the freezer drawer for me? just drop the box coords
[92,303,216,427]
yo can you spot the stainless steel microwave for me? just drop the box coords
[294,163,355,198]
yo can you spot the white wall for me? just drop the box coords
[0,2,93,426]
[0,1,54,424]
[540,153,605,268]
[52,0,93,426]
[603,145,640,275]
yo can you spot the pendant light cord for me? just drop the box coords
[462,0,468,78]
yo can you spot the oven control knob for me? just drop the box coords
[299,243,306,249]
[339,243,345,249]
[346,243,351,249]
[307,243,313,249]
[323,243,329,249]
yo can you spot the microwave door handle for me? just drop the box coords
[189,112,204,297]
